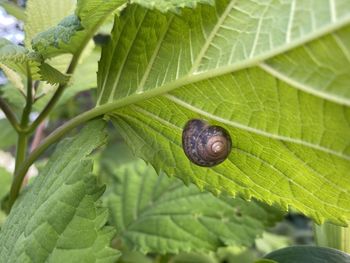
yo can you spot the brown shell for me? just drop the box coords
[182,119,232,167]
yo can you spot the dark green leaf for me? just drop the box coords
[107,159,283,254]
[0,120,120,262]
[263,246,350,263]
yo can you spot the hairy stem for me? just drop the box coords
[14,65,33,172]
[0,98,21,132]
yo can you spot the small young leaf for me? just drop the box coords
[39,63,70,85]
[106,159,283,254]
[0,120,120,262]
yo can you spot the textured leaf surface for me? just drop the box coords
[24,0,76,47]
[38,63,70,85]
[263,246,350,263]
[106,159,283,254]
[0,37,41,78]
[32,0,126,58]
[0,120,120,262]
[131,0,214,12]
[97,1,350,225]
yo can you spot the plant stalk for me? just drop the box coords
[314,222,350,253]
[14,65,32,181]
[0,97,21,132]
[27,53,81,133]
[14,133,28,173]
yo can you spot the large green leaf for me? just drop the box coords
[0,120,120,262]
[96,0,350,225]
[262,246,350,263]
[32,0,126,58]
[131,0,214,12]
[106,159,283,254]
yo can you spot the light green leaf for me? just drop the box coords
[263,246,350,263]
[32,0,126,58]
[0,37,41,78]
[131,0,214,12]
[24,0,76,47]
[33,47,101,111]
[0,38,69,86]
[0,83,26,109]
[0,120,120,262]
[107,159,283,254]
[0,0,26,21]
[97,1,350,225]
[0,63,24,95]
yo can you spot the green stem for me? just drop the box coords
[13,65,32,184]
[0,97,21,132]
[7,62,198,209]
[14,133,28,173]
[27,53,81,133]
[314,222,350,253]
[21,64,33,127]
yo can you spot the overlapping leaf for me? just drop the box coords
[32,0,126,58]
[0,120,120,262]
[0,37,41,78]
[96,0,350,225]
[263,246,350,263]
[106,159,283,254]
[24,0,76,47]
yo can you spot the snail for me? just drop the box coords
[182,119,232,167]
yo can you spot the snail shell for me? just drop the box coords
[182,119,232,167]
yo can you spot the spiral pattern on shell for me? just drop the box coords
[182,119,232,167]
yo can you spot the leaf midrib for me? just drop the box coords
[96,5,350,160]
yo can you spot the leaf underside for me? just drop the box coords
[0,120,120,262]
[106,159,283,254]
[263,246,350,263]
[97,0,350,225]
